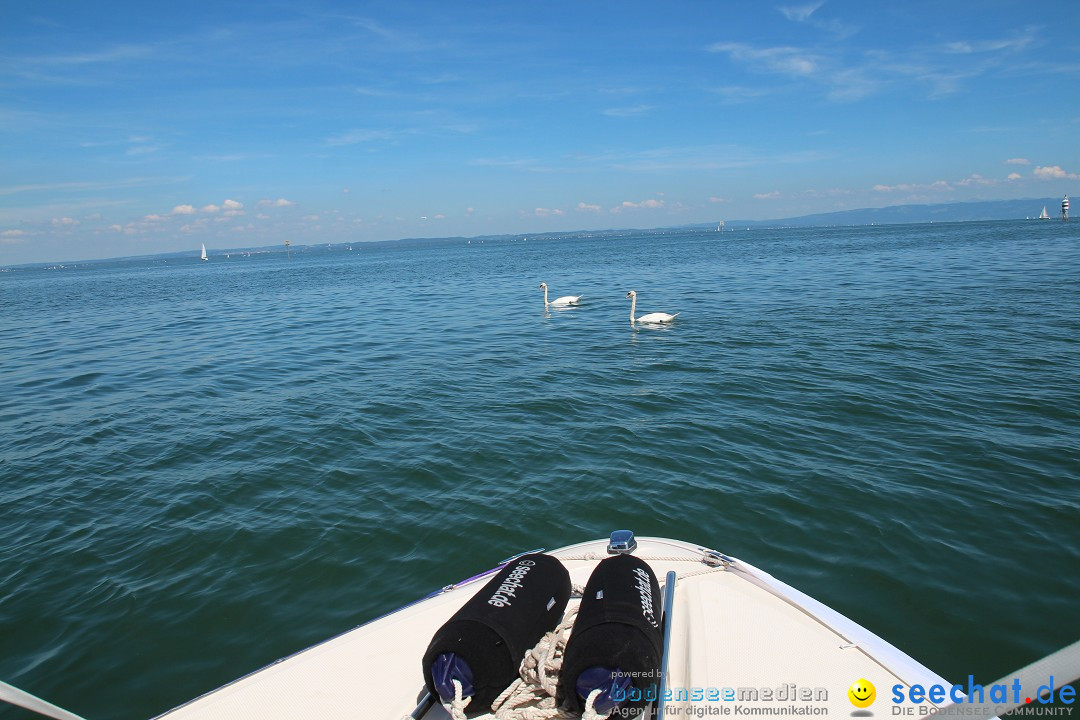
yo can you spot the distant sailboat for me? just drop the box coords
[200,243,208,260]
[1039,206,1050,220]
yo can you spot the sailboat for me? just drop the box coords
[200,243,208,261]
[1039,206,1050,220]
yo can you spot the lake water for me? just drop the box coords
[1,221,1078,719]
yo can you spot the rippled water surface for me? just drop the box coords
[2,222,1078,719]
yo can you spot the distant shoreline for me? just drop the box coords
[2,197,1071,269]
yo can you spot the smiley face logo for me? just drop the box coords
[848,679,876,708]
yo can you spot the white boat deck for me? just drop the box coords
[155,537,955,719]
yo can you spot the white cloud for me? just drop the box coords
[171,204,196,215]
[577,202,602,213]
[611,198,665,213]
[1033,165,1079,180]
[143,213,166,222]
[534,207,564,217]
[1006,158,1031,165]
[1008,172,1022,181]
[222,199,244,217]
[51,216,79,226]
[201,204,220,213]
[258,198,294,207]
[1,229,27,243]
[708,196,727,204]
[753,191,781,200]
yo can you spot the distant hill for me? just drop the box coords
[710,197,1067,228]
[5,197,1071,269]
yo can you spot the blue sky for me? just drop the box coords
[2,0,1078,264]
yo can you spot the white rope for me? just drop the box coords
[430,592,613,720]
[408,570,721,719]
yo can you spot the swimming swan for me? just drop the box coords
[539,282,582,307]
[626,290,679,323]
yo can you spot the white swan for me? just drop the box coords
[539,282,582,307]
[626,290,679,323]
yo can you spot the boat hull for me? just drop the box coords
[154,537,957,719]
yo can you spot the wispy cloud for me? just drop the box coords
[708,23,1047,102]
[944,27,1038,54]
[0,176,183,197]
[326,129,400,146]
[708,85,773,104]
[3,40,172,87]
[956,173,997,187]
[1005,157,1031,165]
[590,145,822,174]
[349,16,405,43]
[258,198,295,208]
[873,180,952,193]
[603,105,654,118]
[707,41,881,101]
[468,156,549,172]
[709,42,820,77]
[778,2,825,24]
[777,1,858,38]
[28,43,158,67]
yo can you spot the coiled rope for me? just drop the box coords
[424,587,612,720]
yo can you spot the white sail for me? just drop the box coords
[1039,206,1050,220]
[200,243,208,260]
